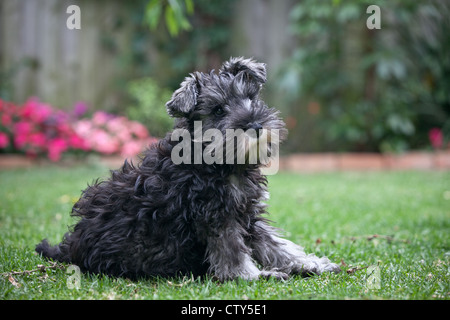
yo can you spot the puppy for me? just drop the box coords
[36,57,340,281]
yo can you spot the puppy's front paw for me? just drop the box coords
[326,263,341,273]
[297,255,341,276]
[259,270,289,281]
[319,256,341,274]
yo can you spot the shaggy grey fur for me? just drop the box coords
[36,57,340,281]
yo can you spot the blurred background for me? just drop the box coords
[1,0,449,158]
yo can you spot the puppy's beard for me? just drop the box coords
[247,129,280,165]
[226,129,279,165]
[189,124,281,166]
[245,135,259,164]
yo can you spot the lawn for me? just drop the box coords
[0,165,449,300]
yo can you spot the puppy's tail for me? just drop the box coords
[35,239,69,263]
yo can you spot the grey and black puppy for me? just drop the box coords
[36,57,341,281]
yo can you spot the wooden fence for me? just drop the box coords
[0,0,295,112]
[1,0,135,110]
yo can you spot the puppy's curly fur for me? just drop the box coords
[36,57,340,281]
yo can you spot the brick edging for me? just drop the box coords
[1,152,450,171]
[279,151,450,172]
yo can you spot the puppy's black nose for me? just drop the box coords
[247,122,263,137]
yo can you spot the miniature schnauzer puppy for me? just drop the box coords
[36,57,340,281]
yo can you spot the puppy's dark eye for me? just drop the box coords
[214,106,224,116]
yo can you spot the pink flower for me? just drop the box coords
[69,134,89,150]
[121,140,143,157]
[73,101,88,117]
[92,111,111,126]
[1,97,103,160]
[1,98,156,160]
[56,122,72,135]
[37,104,53,122]
[14,121,32,136]
[0,132,9,148]
[429,128,443,149]
[97,139,120,154]
[0,100,19,128]
[91,129,109,145]
[20,98,39,119]
[1,113,12,126]
[73,120,93,137]
[55,110,69,125]
[22,98,52,123]
[130,121,149,139]
[107,117,126,132]
[14,122,32,148]
[91,129,120,154]
[29,133,47,148]
[47,138,68,162]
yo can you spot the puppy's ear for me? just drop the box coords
[166,73,199,117]
[220,57,267,84]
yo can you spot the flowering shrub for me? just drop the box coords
[0,98,88,161]
[429,128,443,149]
[73,111,157,158]
[0,97,157,161]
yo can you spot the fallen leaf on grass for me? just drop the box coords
[342,234,410,244]
[167,276,193,287]
[8,275,21,288]
[346,265,369,274]
[1,261,65,277]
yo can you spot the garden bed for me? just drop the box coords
[0,154,135,170]
[280,151,450,172]
[1,151,450,172]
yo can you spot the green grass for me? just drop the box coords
[1,165,449,300]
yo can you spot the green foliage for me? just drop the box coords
[144,0,194,37]
[282,0,450,152]
[123,0,235,92]
[126,78,174,138]
[100,0,234,126]
[1,167,449,299]
[148,0,236,89]
[0,58,39,101]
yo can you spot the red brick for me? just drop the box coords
[338,153,385,170]
[0,155,34,169]
[385,152,434,170]
[433,151,450,169]
[99,156,127,169]
[281,154,338,172]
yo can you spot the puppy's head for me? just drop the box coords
[166,57,287,166]
[166,57,266,118]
